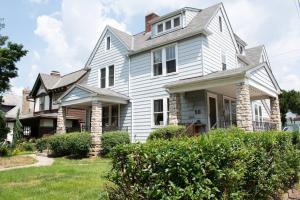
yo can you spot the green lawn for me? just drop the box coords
[0,157,111,200]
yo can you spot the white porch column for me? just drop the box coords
[169,93,181,125]
[236,82,253,131]
[270,97,282,130]
[90,100,102,156]
[56,106,66,134]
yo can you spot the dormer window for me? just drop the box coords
[174,17,180,27]
[155,15,181,35]
[157,23,163,33]
[165,20,171,30]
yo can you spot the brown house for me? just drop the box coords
[20,69,89,137]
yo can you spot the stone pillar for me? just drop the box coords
[236,82,253,131]
[56,106,66,134]
[270,97,282,130]
[169,93,181,125]
[90,101,102,156]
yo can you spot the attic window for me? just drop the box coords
[157,23,163,33]
[106,36,111,50]
[174,17,180,27]
[219,16,222,32]
[165,20,171,30]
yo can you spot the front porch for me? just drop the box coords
[55,84,130,154]
[166,64,281,133]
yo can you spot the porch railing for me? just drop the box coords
[70,125,129,133]
[252,121,277,131]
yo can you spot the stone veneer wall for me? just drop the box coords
[169,93,181,125]
[236,82,253,131]
[90,101,102,155]
[56,106,66,134]
[270,97,282,130]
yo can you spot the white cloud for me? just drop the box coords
[9,85,23,96]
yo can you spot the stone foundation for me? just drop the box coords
[169,93,181,125]
[56,106,66,134]
[236,82,253,131]
[270,97,282,130]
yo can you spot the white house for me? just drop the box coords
[54,3,281,152]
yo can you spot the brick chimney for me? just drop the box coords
[145,12,159,33]
[22,88,31,115]
[50,70,61,77]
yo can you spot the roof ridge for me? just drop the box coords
[60,68,85,78]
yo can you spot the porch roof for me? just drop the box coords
[165,63,281,97]
[56,84,129,107]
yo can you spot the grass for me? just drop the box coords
[0,157,111,200]
[0,155,36,169]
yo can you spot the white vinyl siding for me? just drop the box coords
[202,9,237,74]
[249,67,276,92]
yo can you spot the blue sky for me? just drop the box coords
[1,0,300,95]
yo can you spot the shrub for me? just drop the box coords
[36,137,49,152]
[108,128,300,200]
[17,142,35,151]
[147,125,186,141]
[48,132,91,157]
[101,131,130,157]
[0,145,9,157]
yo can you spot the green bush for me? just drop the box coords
[101,131,130,157]
[147,125,186,141]
[0,145,9,157]
[108,128,300,200]
[36,137,49,152]
[17,142,35,151]
[48,132,91,157]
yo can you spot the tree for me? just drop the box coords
[279,90,300,125]
[12,109,22,146]
[0,19,27,102]
[0,110,9,142]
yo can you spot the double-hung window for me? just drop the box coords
[39,96,45,111]
[165,20,171,30]
[111,105,119,127]
[255,105,263,123]
[108,65,114,87]
[99,65,114,88]
[153,49,163,76]
[152,45,177,77]
[153,99,164,126]
[166,45,176,73]
[174,17,180,27]
[152,98,169,127]
[102,106,109,127]
[100,68,106,88]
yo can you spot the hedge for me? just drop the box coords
[147,125,187,141]
[101,131,130,157]
[107,128,300,200]
[36,132,91,158]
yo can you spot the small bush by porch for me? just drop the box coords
[107,128,300,199]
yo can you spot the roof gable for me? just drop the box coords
[85,26,132,68]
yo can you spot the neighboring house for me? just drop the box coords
[52,3,281,151]
[21,70,88,137]
[0,94,23,142]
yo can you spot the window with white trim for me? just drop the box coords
[219,16,222,32]
[111,105,119,127]
[39,96,45,111]
[153,99,164,126]
[152,45,177,76]
[108,65,114,87]
[102,105,119,127]
[106,36,111,50]
[152,98,169,127]
[155,15,181,35]
[153,49,163,76]
[221,51,226,71]
[100,68,106,88]
[255,105,263,122]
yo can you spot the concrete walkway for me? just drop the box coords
[0,154,54,172]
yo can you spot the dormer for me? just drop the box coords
[147,7,200,38]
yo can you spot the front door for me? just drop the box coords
[208,93,218,129]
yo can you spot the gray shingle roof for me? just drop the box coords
[78,84,130,100]
[108,3,221,54]
[234,33,247,46]
[40,69,87,90]
[165,64,256,88]
[245,45,264,65]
